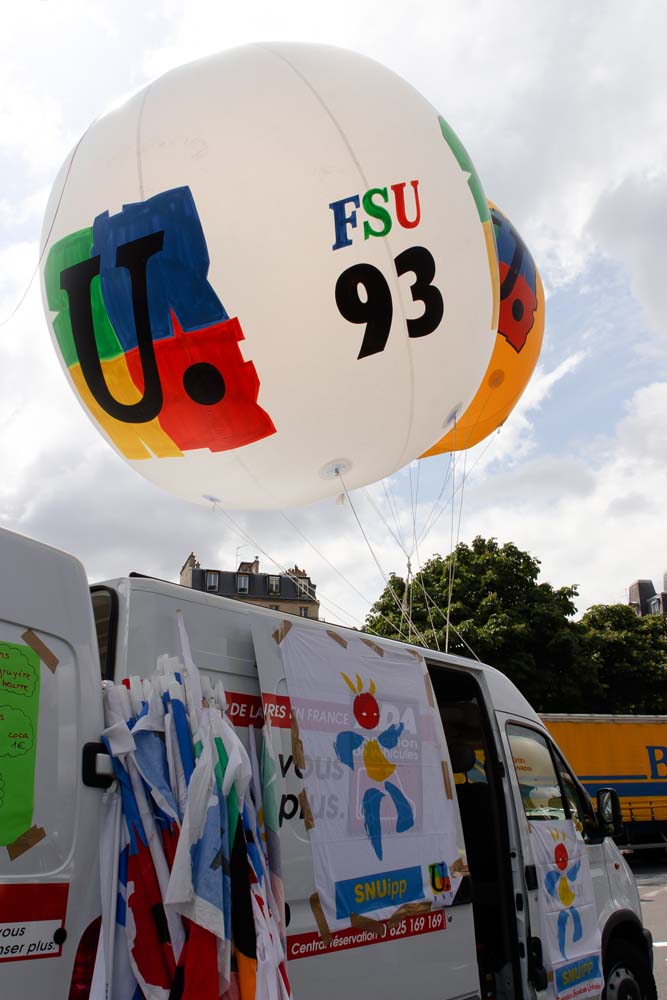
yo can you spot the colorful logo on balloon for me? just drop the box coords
[419,200,545,457]
[44,186,276,461]
[491,205,538,353]
[437,115,500,334]
[328,180,422,251]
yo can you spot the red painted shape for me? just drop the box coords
[353,691,380,730]
[391,181,421,229]
[0,883,68,923]
[498,262,537,353]
[180,922,219,1000]
[127,840,175,988]
[125,311,276,453]
[554,842,569,871]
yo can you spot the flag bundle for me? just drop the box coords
[100,613,291,1000]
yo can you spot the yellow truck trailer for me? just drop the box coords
[542,714,667,852]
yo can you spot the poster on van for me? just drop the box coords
[0,641,41,846]
[273,625,461,931]
[530,819,604,999]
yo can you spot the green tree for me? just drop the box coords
[578,604,667,713]
[365,536,591,712]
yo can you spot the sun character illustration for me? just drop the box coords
[544,829,583,959]
[334,672,414,860]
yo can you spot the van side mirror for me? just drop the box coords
[597,787,623,838]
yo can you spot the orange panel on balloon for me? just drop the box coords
[421,204,545,457]
[69,357,183,460]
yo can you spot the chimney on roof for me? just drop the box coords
[180,552,200,587]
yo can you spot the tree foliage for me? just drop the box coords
[364,536,667,714]
[578,603,667,713]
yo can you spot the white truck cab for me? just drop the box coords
[0,527,656,999]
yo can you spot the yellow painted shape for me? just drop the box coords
[69,359,183,460]
[420,203,545,457]
[363,740,396,782]
[558,876,575,908]
[484,218,500,334]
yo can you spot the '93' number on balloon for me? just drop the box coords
[335,245,444,359]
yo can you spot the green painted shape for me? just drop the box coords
[44,228,123,367]
[362,188,393,240]
[260,735,279,833]
[438,115,490,224]
[214,735,239,840]
[0,642,41,845]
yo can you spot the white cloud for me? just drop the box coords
[614,381,667,464]
[587,172,667,340]
[0,188,51,229]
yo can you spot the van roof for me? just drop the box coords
[97,573,542,724]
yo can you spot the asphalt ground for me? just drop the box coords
[629,855,667,998]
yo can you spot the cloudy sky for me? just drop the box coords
[1,0,666,633]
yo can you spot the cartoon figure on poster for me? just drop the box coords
[544,828,583,959]
[530,819,604,1000]
[334,673,413,859]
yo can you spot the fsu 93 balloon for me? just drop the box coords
[420,202,545,457]
[40,43,498,508]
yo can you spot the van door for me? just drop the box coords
[501,716,606,999]
[430,665,526,999]
[0,528,105,1000]
[251,617,481,1000]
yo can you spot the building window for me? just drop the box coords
[268,575,281,596]
[297,578,312,599]
[650,597,661,615]
[206,571,219,592]
[299,607,309,617]
[237,573,249,595]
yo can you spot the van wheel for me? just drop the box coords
[604,941,657,1000]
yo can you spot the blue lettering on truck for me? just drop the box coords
[647,746,667,779]
[579,746,667,796]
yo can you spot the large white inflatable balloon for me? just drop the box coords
[40,42,498,509]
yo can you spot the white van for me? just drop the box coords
[0,526,656,1000]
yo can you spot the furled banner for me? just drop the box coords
[274,624,461,931]
[529,819,604,1000]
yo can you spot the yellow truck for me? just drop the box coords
[542,714,667,853]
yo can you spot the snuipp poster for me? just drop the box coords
[274,625,461,931]
[530,819,604,999]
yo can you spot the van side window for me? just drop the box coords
[90,586,118,681]
[507,724,566,821]
[552,749,598,841]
